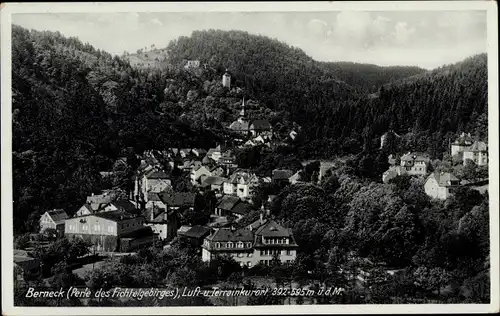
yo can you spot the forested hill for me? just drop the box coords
[318,61,426,93]
[306,53,488,159]
[11,25,222,232]
[162,29,358,122]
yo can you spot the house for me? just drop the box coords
[272,169,294,184]
[249,120,272,137]
[218,150,238,169]
[177,225,192,237]
[86,191,117,206]
[463,141,488,166]
[451,132,474,156]
[207,144,225,162]
[424,172,461,200]
[158,192,197,212]
[229,203,252,221]
[182,225,212,247]
[184,60,200,69]
[65,211,154,252]
[145,193,166,210]
[201,215,298,267]
[192,148,207,157]
[202,155,214,166]
[223,170,259,199]
[190,165,212,185]
[14,249,41,282]
[180,148,192,158]
[288,171,303,185]
[200,176,227,193]
[77,200,139,217]
[143,207,179,241]
[134,170,172,202]
[209,166,225,177]
[39,209,68,237]
[214,195,252,221]
[382,152,430,183]
[214,195,242,217]
[400,152,430,176]
[253,135,272,146]
[229,118,250,136]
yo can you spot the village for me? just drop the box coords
[14,61,489,298]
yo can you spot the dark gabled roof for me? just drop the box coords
[93,211,137,222]
[146,171,170,179]
[142,208,174,223]
[250,119,272,130]
[467,141,488,152]
[147,193,162,202]
[254,220,291,237]
[272,169,294,180]
[46,209,68,224]
[230,202,251,215]
[216,195,241,211]
[184,225,211,239]
[120,226,154,239]
[159,192,196,207]
[428,172,460,187]
[111,200,139,214]
[206,227,254,242]
[202,176,227,186]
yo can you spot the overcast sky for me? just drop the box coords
[13,10,487,69]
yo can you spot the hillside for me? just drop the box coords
[318,61,427,93]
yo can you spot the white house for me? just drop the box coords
[451,132,474,157]
[223,170,259,200]
[463,141,488,166]
[424,172,461,200]
[191,165,212,185]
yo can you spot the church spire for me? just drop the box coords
[239,97,246,117]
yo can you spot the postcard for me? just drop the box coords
[1,1,498,315]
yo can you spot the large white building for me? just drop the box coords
[382,152,430,183]
[463,141,488,166]
[424,172,461,200]
[201,216,298,267]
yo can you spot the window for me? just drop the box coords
[82,224,88,231]
[247,262,252,267]
[227,242,233,248]
[286,250,292,255]
[216,242,220,248]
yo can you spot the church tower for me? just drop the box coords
[222,69,231,89]
[239,97,246,117]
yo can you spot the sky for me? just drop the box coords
[12,10,487,69]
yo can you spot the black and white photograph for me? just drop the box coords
[1,1,498,315]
